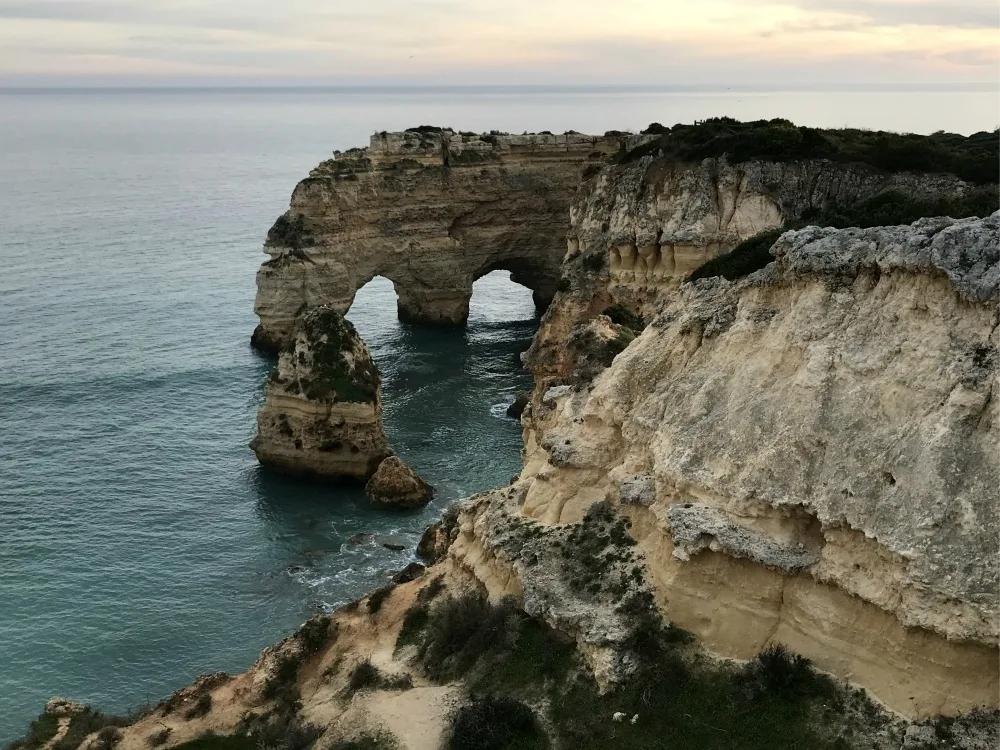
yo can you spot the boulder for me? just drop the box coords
[366,457,433,509]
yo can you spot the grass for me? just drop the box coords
[617,117,998,184]
[447,697,549,750]
[689,185,1000,282]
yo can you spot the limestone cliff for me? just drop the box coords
[251,128,621,351]
[496,211,999,717]
[527,155,976,384]
[251,305,390,480]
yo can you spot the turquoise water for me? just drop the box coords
[1,87,996,741]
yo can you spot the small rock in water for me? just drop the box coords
[347,532,372,546]
[382,543,406,552]
[366,456,434,510]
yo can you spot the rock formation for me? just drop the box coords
[365,456,434,509]
[14,125,999,750]
[487,211,999,717]
[250,305,390,480]
[251,128,622,351]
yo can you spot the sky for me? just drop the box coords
[0,0,997,86]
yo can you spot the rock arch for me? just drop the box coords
[251,129,622,352]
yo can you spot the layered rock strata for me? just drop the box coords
[528,156,974,383]
[485,212,999,717]
[250,306,390,480]
[251,129,622,351]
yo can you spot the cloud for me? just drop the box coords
[0,0,995,83]
[774,0,997,29]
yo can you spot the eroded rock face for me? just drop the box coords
[365,456,434,509]
[526,156,974,385]
[251,129,622,351]
[456,213,1000,718]
[251,305,389,480]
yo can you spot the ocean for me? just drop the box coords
[0,85,995,740]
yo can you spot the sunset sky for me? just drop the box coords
[1,0,996,85]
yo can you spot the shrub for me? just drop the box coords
[6,712,60,750]
[556,278,571,293]
[296,615,333,654]
[50,710,129,750]
[447,697,548,750]
[347,659,383,694]
[406,125,445,134]
[582,164,602,180]
[367,584,395,615]
[184,693,212,720]
[740,643,835,700]
[615,118,999,185]
[147,728,171,747]
[395,604,430,651]
[688,184,999,282]
[601,304,645,332]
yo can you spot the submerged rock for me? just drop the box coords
[365,457,434,510]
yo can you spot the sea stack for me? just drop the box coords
[250,305,390,480]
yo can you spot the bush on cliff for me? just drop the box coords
[617,117,999,185]
[300,309,379,404]
[689,185,1000,282]
[267,213,314,250]
[601,304,645,333]
[447,696,548,750]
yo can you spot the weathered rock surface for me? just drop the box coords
[250,305,389,480]
[251,128,622,350]
[496,212,999,717]
[527,156,975,383]
[365,456,434,509]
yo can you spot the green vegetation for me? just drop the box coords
[4,712,60,750]
[394,604,430,650]
[690,185,999,282]
[171,735,256,750]
[267,213,314,250]
[183,693,212,720]
[300,308,379,404]
[617,117,998,184]
[406,125,446,134]
[366,584,395,615]
[48,710,129,750]
[601,304,645,333]
[262,615,333,702]
[582,164,602,180]
[345,659,414,696]
[447,697,548,750]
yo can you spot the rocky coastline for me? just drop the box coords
[12,120,998,750]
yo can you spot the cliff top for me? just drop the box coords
[618,117,998,185]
